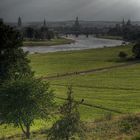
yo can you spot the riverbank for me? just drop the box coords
[23,38,75,46]
[23,35,123,53]
[96,35,123,40]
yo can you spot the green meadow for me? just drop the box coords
[1,44,140,139]
[29,44,132,77]
[29,44,140,120]
[50,64,140,119]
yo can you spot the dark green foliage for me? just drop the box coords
[48,86,85,140]
[108,19,140,41]
[0,77,55,139]
[0,21,33,82]
[132,42,140,59]
[118,115,140,134]
[24,27,35,39]
[132,134,140,140]
[23,26,55,40]
[118,51,127,59]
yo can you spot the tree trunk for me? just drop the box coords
[66,134,69,140]
[26,125,30,139]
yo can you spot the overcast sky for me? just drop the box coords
[0,0,140,22]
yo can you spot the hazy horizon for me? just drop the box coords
[1,0,140,22]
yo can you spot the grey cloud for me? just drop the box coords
[0,0,140,22]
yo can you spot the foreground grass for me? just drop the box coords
[1,114,140,140]
[86,114,140,140]
[0,120,49,139]
[23,38,74,46]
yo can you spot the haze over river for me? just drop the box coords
[23,35,123,54]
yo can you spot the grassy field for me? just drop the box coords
[23,38,74,46]
[49,64,140,117]
[29,44,132,77]
[1,44,140,139]
[29,44,139,133]
[29,44,140,120]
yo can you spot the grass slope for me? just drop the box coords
[1,44,140,139]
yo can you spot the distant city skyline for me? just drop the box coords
[1,0,140,22]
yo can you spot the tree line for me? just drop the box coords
[17,17,55,40]
[108,19,140,42]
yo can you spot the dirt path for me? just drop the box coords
[42,61,140,80]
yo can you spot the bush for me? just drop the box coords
[132,134,140,140]
[118,115,140,134]
[47,86,85,140]
[0,21,33,82]
[132,43,140,59]
[118,51,127,59]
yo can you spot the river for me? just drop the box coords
[23,35,123,54]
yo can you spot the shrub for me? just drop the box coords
[47,86,85,140]
[118,51,127,59]
[132,42,140,59]
[118,115,140,134]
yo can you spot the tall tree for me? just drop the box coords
[0,21,33,82]
[132,42,140,59]
[48,86,85,140]
[0,77,55,139]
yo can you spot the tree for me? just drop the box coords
[48,86,85,140]
[118,51,127,59]
[0,21,33,82]
[132,42,140,59]
[0,77,55,139]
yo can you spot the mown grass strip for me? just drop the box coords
[55,96,123,114]
[42,61,139,80]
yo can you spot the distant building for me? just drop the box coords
[122,18,125,27]
[73,16,81,31]
[43,19,47,27]
[18,17,22,27]
[126,19,131,26]
[72,17,82,37]
[0,18,3,22]
[40,19,49,39]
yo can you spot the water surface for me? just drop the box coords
[23,35,123,54]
